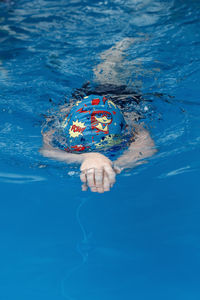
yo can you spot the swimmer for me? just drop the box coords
[40,38,157,193]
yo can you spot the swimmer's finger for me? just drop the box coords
[90,186,98,193]
[81,183,88,192]
[80,171,87,183]
[94,169,103,188]
[104,165,116,185]
[94,169,104,193]
[86,168,95,188]
[103,172,111,192]
[96,187,104,193]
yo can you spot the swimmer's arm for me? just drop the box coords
[40,145,84,164]
[114,127,157,170]
[40,130,117,193]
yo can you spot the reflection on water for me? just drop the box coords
[0,172,46,183]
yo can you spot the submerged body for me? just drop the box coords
[40,38,157,193]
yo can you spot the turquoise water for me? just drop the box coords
[0,0,200,299]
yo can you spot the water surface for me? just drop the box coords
[0,0,200,299]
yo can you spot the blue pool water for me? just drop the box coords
[0,0,200,299]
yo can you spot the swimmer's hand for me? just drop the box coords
[80,153,120,193]
[40,134,119,193]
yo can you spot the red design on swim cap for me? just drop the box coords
[113,111,116,115]
[76,107,90,113]
[103,97,107,104]
[91,110,112,134]
[71,124,86,134]
[71,145,86,151]
[92,98,100,105]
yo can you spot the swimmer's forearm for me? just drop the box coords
[114,129,157,170]
[114,147,156,170]
[40,148,84,164]
[40,145,94,164]
[40,145,106,165]
[41,133,112,165]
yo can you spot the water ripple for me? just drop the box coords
[0,172,46,183]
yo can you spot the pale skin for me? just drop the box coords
[40,38,157,193]
[40,125,156,193]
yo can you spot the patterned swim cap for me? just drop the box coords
[62,95,126,152]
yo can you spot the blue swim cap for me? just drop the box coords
[62,95,126,152]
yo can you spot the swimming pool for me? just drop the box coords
[0,0,200,299]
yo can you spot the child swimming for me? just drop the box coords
[40,38,157,193]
